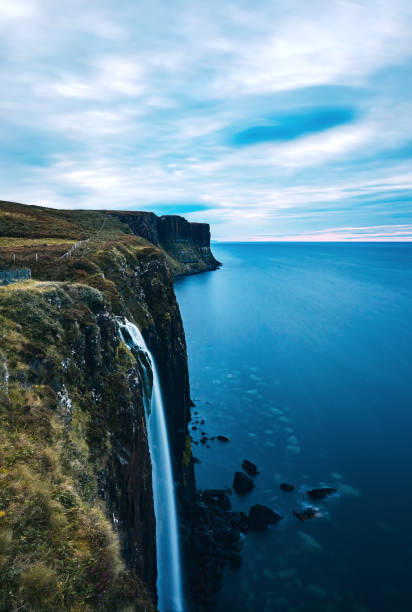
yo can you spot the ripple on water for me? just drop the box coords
[297,531,323,552]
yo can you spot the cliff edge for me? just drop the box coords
[106,211,221,276]
[0,201,208,610]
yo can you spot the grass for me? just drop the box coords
[0,200,128,241]
[0,281,156,611]
[0,200,193,609]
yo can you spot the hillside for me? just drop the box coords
[0,200,218,610]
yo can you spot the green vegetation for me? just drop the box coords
[0,281,156,611]
[0,201,127,241]
[0,200,194,610]
[0,200,190,277]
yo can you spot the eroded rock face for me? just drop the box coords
[0,203,217,609]
[0,282,157,608]
[190,489,247,607]
[107,211,221,275]
[107,211,160,246]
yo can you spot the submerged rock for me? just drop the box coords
[217,435,230,442]
[191,489,248,606]
[280,483,295,492]
[242,459,259,476]
[293,507,321,521]
[233,471,255,493]
[307,487,337,500]
[248,504,282,530]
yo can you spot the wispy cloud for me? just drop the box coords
[0,0,411,240]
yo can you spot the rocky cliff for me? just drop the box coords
[0,202,208,610]
[106,211,221,275]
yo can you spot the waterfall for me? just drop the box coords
[118,319,184,612]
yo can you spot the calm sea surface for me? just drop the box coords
[175,243,412,612]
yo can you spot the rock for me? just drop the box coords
[307,487,337,500]
[189,399,196,407]
[230,511,249,532]
[191,488,246,605]
[248,504,282,530]
[233,471,255,494]
[229,551,242,569]
[203,489,232,511]
[293,507,320,521]
[217,435,230,442]
[241,459,259,476]
[280,483,295,492]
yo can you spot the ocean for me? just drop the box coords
[174,242,412,612]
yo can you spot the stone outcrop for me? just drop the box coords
[106,211,221,275]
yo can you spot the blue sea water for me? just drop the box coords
[174,243,412,612]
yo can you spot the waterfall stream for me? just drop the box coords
[119,319,184,612]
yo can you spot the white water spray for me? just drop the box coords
[119,319,184,612]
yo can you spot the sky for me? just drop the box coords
[0,0,412,241]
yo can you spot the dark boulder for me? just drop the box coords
[293,507,320,521]
[191,489,248,606]
[230,511,249,532]
[307,487,337,500]
[280,483,295,492]
[233,471,255,494]
[241,459,259,476]
[248,504,282,530]
[217,435,230,442]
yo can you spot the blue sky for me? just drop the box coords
[0,0,411,240]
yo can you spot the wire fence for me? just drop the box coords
[2,214,111,272]
[0,268,31,285]
[60,238,91,259]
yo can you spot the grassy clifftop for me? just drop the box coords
[0,202,183,611]
[0,201,126,240]
[0,200,220,277]
[0,200,196,610]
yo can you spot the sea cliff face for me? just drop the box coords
[107,211,221,275]
[0,202,210,610]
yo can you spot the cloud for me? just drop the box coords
[0,0,411,240]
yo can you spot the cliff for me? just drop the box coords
[106,211,221,275]
[0,201,206,610]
